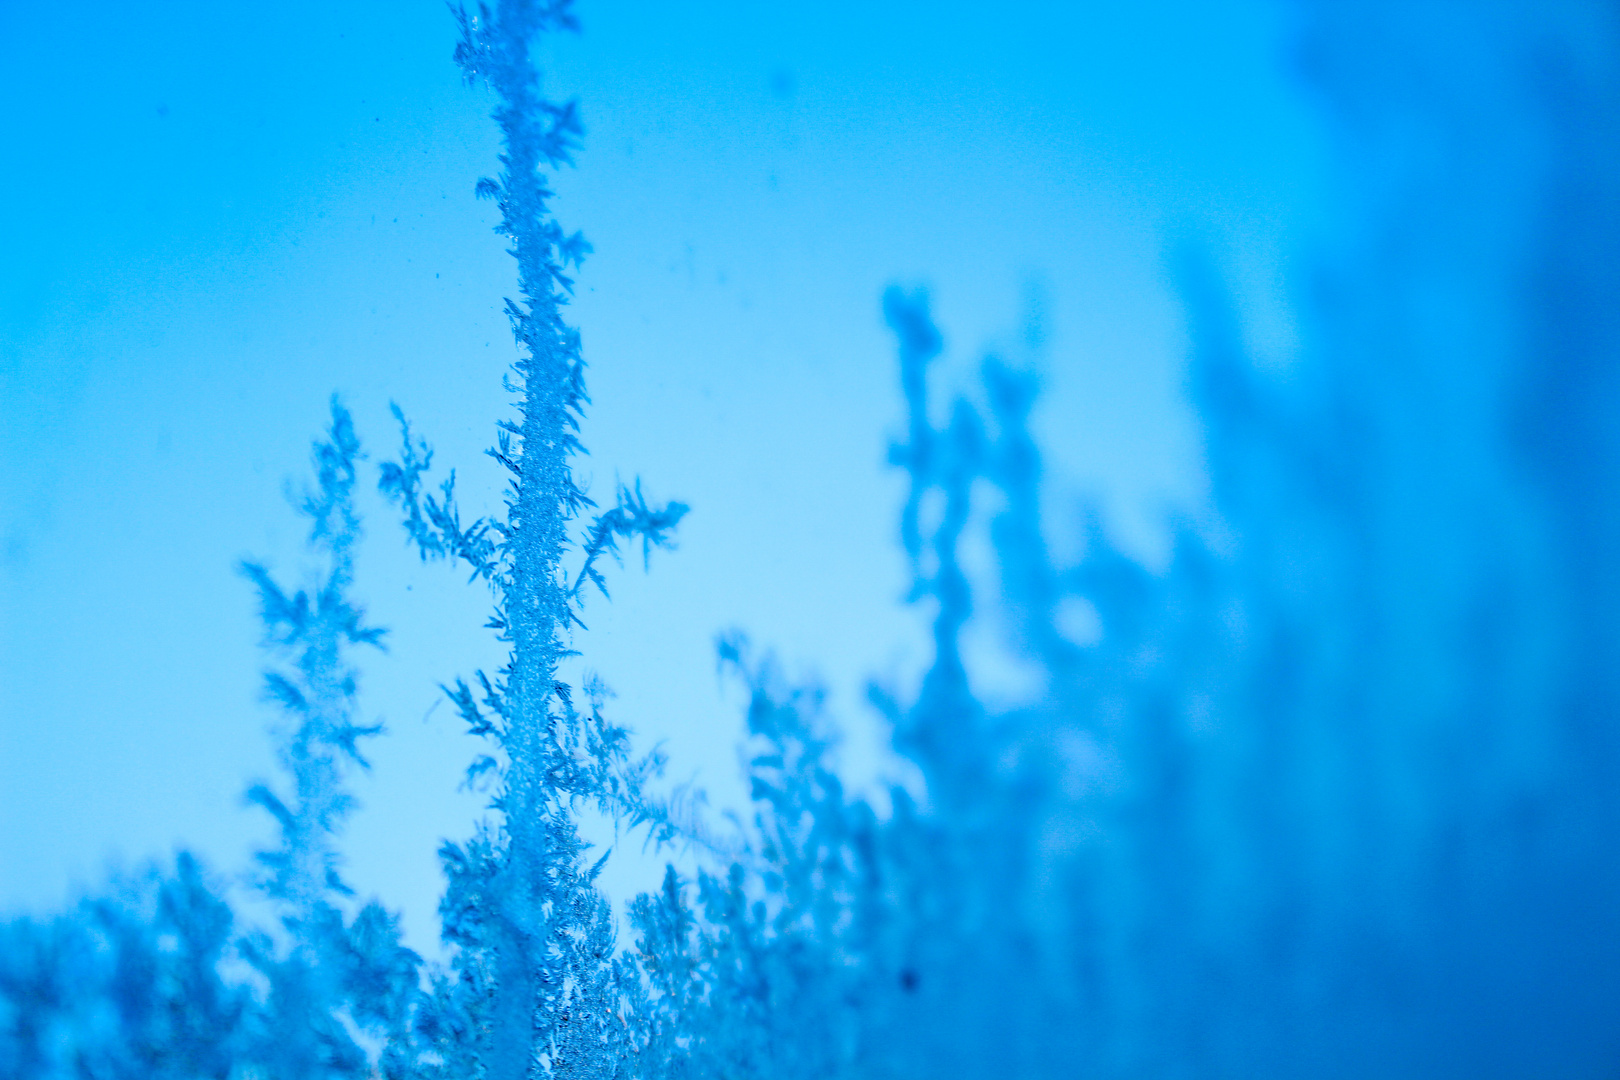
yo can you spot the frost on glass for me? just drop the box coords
[1,404,416,1080]
[380,4,684,1079]
[5,3,1620,1079]
[0,855,242,1080]
[238,401,420,1080]
[627,6,1620,1080]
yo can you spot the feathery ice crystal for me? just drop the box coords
[7,4,1620,1079]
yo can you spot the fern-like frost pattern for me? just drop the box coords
[6,3,1619,1079]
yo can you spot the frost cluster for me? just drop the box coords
[6,3,1620,1079]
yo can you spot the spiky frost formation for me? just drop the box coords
[239,400,420,1080]
[0,404,417,1080]
[382,5,683,1079]
[628,5,1620,1078]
